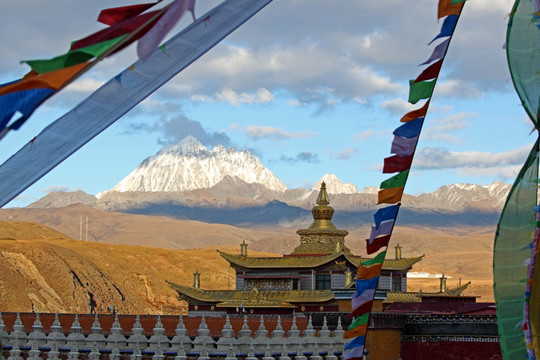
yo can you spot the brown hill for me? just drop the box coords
[0,221,277,314]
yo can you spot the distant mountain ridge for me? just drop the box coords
[27,136,512,228]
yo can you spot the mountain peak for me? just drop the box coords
[157,135,207,156]
[312,174,360,194]
[111,136,288,193]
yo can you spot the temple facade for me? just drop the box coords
[169,182,465,317]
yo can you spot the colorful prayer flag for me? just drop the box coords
[23,36,126,74]
[380,170,409,189]
[362,250,387,266]
[357,263,383,280]
[352,288,376,311]
[344,335,366,351]
[373,205,399,229]
[98,2,159,26]
[409,80,435,104]
[351,300,374,316]
[413,58,443,83]
[369,221,394,243]
[391,135,418,156]
[343,345,365,360]
[428,15,459,45]
[383,154,414,174]
[401,100,430,122]
[366,235,391,255]
[419,39,449,66]
[137,0,196,61]
[394,117,424,138]
[348,314,369,330]
[356,277,379,294]
[438,0,464,19]
[377,187,405,205]
[344,324,368,339]
[0,88,55,131]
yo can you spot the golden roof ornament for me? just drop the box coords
[309,182,337,230]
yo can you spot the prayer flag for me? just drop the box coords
[0,88,55,131]
[352,288,376,311]
[0,63,88,96]
[419,39,449,66]
[373,204,399,229]
[357,264,383,280]
[138,0,196,61]
[451,0,466,3]
[356,277,379,294]
[409,80,435,104]
[343,345,365,360]
[71,10,164,51]
[23,36,126,74]
[428,15,459,45]
[348,314,369,330]
[369,221,394,244]
[401,100,429,122]
[391,135,418,156]
[377,187,404,205]
[351,300,374,316]
[344,335,366,351]
[344,324,368,339]
[413,59,443,83]
[362,250,387,266]
[393,117,424,138]
[383,154,414,174]
[438,0,464,19]
[367,235,391,255]
[98,2,159,26]
[380,170,409,189]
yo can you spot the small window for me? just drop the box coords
[316,274,331,290]
[392,276,401,291]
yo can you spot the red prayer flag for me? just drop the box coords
[383,154,414,174]
[98,2,159,26]
[351,300,374,317]
[366,235,391,255]
[413,59,443,83]
[71,10,164,52]
[400,100,430,122]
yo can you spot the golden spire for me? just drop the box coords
[395,243,402,260]
[193,269,201,289]
[439,274,447,293]
[309,182,337,230]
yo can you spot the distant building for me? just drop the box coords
[169,182,467,317]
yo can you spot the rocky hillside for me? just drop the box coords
[0,220,277,314]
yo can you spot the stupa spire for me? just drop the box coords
[309,182,336,230]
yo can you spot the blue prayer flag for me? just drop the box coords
[429,15,458,45]
[393,117,424,138]
[373,204,399,229]
[344,335,366,351]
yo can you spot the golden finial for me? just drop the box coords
[440,274,447,293]
[193,269,201,288]
[309,182,336,230]
[316,181,330,205]
[395,243,402,260]
[240,240,248,257]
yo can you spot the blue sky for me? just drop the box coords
[0,0,533,207]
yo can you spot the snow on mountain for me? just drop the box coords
[110,136,288,193]
[312,174,360,194]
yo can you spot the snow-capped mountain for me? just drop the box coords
[110,136,288,193]
[312,174,360,194]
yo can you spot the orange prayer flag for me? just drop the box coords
[377,187,404,205]
[400,100,430,122]
[344,324,368,339]
[438,0,464,19]
[0,63,88,96]
[357,263,383,279]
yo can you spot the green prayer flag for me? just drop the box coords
[380,170,409,189]
[450,0,466,3]
[362,250,387,266]
[348,313,369,330]
[23,35,126,74]
[408,79,436,104]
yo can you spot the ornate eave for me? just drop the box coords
[219,250,424,272]
[168,281,335,306]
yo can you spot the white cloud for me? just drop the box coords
[353,129,389,141]
[42,185,81,193]
[215,88,274,106]
[422,112,472,143]
[380,98,416,115]
[244,126,317,140]
[414,145,532,179]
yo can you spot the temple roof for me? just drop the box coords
[219,250,424,272]
[168,282,335,308]
[384,282,471,303]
